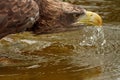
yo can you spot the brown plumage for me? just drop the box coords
[0,0,39,38]
[0,0,102,39]
[33,0,85,34]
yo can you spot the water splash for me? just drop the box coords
[79,26,106,46]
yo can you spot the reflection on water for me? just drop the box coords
[0,0,120,80]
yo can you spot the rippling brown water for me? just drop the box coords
[0,0,120,80]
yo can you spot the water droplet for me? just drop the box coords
[79,26,106,46]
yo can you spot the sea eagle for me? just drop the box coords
[0,0,102,38]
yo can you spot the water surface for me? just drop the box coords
[0,0,120,80]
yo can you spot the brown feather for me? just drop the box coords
[0,0,39,38]
[0,0,85,38]
[32,0,85,34]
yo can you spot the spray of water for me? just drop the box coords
[79,26,106,46]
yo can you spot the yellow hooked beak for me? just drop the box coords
[73,11,102,26]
